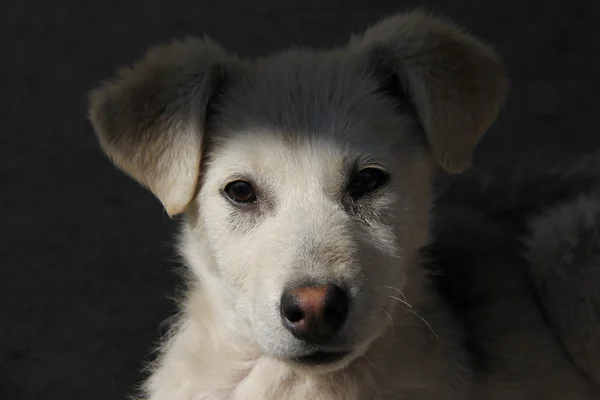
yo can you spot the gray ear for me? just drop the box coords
[88,38,228,216]
[351,10,508,173]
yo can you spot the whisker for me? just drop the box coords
[389,295,413,309]
[379,308,396,346]
[406,309,440,341]
[380,308,394,324]
[377,285,408,303]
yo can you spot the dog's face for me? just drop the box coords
[196,76,431,368]
[88,11,507,372]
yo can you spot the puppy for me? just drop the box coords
[87,10,599,399]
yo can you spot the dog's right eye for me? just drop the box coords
[224,180,256,204]
[348,167,389,199]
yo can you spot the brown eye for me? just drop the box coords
[348,168,389,198]
[224,180,256,204]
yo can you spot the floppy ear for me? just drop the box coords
[88,38,228,216]
[351,10,508,173]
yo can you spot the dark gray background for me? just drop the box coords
[2,1,599,399]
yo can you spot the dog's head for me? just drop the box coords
[88,11,507,372]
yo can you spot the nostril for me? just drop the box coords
[285,308,304,323]
[323,285,349,326]
[281,291,305,324]
[324,304,345,319]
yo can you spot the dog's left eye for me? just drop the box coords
[224,180,256,204]
[348,167,389,198]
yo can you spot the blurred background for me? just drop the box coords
[2,0,599,399]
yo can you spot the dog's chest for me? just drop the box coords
[229,358,364,400]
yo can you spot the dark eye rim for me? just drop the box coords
[222,179,257,205]
[347,166,390,199]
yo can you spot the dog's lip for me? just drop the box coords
[291,350,350,365]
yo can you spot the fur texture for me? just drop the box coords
[525,192,600,385]
[87,10,599,400]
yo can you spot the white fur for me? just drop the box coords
[140,130,470,400]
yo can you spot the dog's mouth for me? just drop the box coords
[292,350,350,366]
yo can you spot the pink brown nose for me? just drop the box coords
[280,284,349,344]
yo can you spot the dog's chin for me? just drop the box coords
[259,316,390,374]
[263,322,391,374]
[279,350,356,374]
[281,327,389,374]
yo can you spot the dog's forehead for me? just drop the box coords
[206,50,422,183]
[215,50,404,144]
[210,130,359,183]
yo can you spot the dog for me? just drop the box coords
[87,10,600,399]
